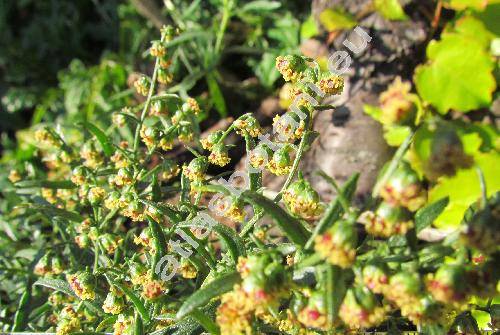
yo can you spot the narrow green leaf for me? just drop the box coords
[34,278,77,298]
[134,312,144,335]
[206,73,227,117]
[83,122,114,156]
[176,272,241,319]
[179,219,245,263]
[14,180,76,189]
[240,0,281,12]
[242,191,310,247]
[189,309,220,335]
[415,197,449,232]
[12,284,31,331]
[325,265,345,324]
[96,315,118,332]
[112,281,150,323]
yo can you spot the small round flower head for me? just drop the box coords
[314,220,357,268]
[267,144,293,176]
[297,291,330,330]
[209,143,231,167]
[51,255,64,274]
[113,168,133,187]
[112,113,126,127]
[70,166,86,186]
[426,264,468,305]
[104,191,120,210]
[275,55,306,82]
[150,40,166,58]
[87,186,105,205]
[386,272,423,308]
[56,317,81,335]
[460,193,500,254]
[379,77,417,125]
[234,116,262,137]
[99,234,122,254]
[159,56,172,69]
[339,287,387,329]
[157,68,173,84]
[283,177,324,219]
[129,262,148,286]
[134,227,153,250]
[113,314,134,335]
[362,263,389,294]
[111,151,130,169]
[158,159,180,181]
[150,99,168,116]
[140,125,159,149]
[80,143,104,169]
[273,112,305,143]
[180,259,197,279]
[201,130,224,151]
[160,25,177,41]
[142,276,166,300]
[216,286,253,335]
[134,75,150,96]
[8,169,21,183]
[75,234,91,248]
[67,271,96,300]
[426,126,473,181]
[35,127,62,148]
[42,188,58,204]
[380,162,426,211]
[183,156,208,182]
[178,124,195,143]
[123,200,146,222]
[34,253,52,276]
[182,97,201,115]
[249,143,273,170]
[319,74,344,95]
[102,291,125,314]
[360,202,414,238]
[213,196,246,222]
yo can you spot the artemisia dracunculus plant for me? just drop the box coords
[8,25,499,335]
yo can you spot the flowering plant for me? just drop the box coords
[2,3,500,333]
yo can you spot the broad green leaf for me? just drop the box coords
[319,8,357,32]
[242,191,310,246]
[444,0,488,10]
[34,278,77,298]
[414,34,496,114]
[83,122,114,156]
[206,73,227,117]
[384,125,411,147]
[176,272,241,319]
[429,151,500,228]
[471,310,490,329]
[448,16,495,49]
[373,0,408,21]
[14,180,76,189]
[301,15,319,40]
[415,197,449,232]
[363,104,382,122]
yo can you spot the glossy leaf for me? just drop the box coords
[414,34,496,114]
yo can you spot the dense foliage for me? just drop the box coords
[0,1,499,334]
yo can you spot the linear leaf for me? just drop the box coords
[176,272,240,319]
[415,197,449,232]
[15,180,76,189]
[242,191,310,247]
[34,278,77,298]
[83,122,114,156]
